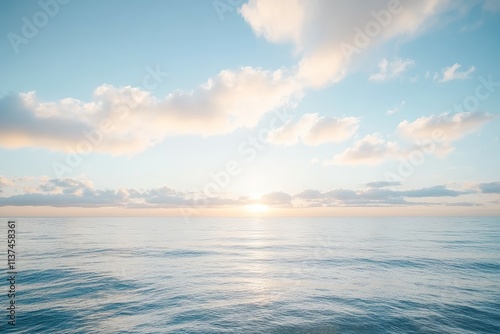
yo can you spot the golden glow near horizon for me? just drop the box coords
[245,204,270,213]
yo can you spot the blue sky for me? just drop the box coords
[0,0,499,216]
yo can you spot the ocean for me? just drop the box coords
[1,217,499,333]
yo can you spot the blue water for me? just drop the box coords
[1,217,500,333]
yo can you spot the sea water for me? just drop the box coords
[1,217,499,333]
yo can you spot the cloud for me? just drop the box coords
[268,113,359,146]
[397,111,494,149]
[483,0,500,12]
[295,189,323,199]
[369,58,414,81]
[478,182,500,194]
[0,177,129,207]
[400,185,466,197]
[293,184,472,207]
[240,0,455,88]
[444,202,479,207]
[434,63,476,82]
[0,176,496,208]
[366,181,401,188]
[39,177,94,195]
[321,111,493,166]
[260,191,293,205]
[386,100,406,116]
[326,134,400,166]
[138,186,205,207]
[0,176,13,193]
[0,176,13,187]
[0,67,302,155]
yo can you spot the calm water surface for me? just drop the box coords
[1,217,499,333]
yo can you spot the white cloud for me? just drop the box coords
[0,67,303,155]
[397,111,494,157]
[434,63,476,82]
[369,58,414,81]
[398,111,493,143]
[267,113,359,146]
[322,111,493,166]
[326,134,400,166]
[240,0,454,88]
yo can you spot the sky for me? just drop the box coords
[0,0,499,217]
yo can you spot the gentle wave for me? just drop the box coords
[1,217,499,333]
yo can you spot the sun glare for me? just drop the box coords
[245,204,269,213]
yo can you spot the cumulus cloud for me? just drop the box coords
[267,113,359,146]
[369,58,414,81]
[321,112,493,166]
[0,67,302,155]
[240,0,454,88]
[326,134,400,166]
[434,63,476,82]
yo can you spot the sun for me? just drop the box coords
[245,203,269,213]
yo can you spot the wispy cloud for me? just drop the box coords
[268,113,359,146]
[434,63,476,82]
[397,111,493,154]
[369,58,414,82]
[386,100,406,116]
[365,181,401,188]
